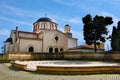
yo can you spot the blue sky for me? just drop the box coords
[0,0,120,52]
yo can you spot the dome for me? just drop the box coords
[36,17,53,22]
[64,24,71,27]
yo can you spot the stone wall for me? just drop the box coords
[4,52,31,61]
[3,51,120,61]
[0,54,3,60]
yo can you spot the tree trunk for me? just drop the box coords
[94,41,97,53]
[94,31,97,53]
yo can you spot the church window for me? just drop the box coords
[50,24,54,30]
[55,36,59,41]
[28,47,34,52]
[49,47,53,53]
[37,25,39,29]
[41,23,48,29]
[60,48,64,52]
[50,25,52,29]
[44,24,45,29]
[54,48,58,53]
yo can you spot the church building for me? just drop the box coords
[4,17,78,53]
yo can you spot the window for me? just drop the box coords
[55,36,59,41]
[28,47,34,52]
[60,48,64,52]
[54,48,58,53]
[49,47,53,53]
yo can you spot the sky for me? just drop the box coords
[0,0,120,53]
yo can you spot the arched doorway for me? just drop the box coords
[54,48,58,53]
[49,47,53,53]
[28,47,34,52]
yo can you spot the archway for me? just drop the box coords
[54,48,58,53]
[60,48,64,52]
[49,47,53,53]
[28,47,34,52]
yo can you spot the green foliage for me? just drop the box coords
[82,14,113,52]
[111,21,120,51]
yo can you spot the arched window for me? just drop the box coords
[44,24,45,29]
[50,25,52,29]
[54,48,58,53]
[28,47,34,52]
[60,48,64,52]
[41,23,47,29]
[49,47,53,53]
[50,24,54,30]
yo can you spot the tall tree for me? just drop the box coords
[82,14,113,52]
[111,21,120,51]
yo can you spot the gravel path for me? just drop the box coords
[0,63,120,80]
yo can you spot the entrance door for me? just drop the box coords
[49,47,53,53]
[28,47,34,52]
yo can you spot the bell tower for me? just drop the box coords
[64,24,72,38]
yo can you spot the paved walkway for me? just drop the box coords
[0,63,120,80]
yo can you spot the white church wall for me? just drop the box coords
[10,31,16,43]
[43,30,68,52]
[19,33,37,39]
[4,43,10,53]
[19,38,42,52]
[68,38,77,48]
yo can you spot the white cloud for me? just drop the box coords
[69,17,82,24]
[100,0,120,6]
[0,29,10,36]
[0,16,31,26]
[52,0,78,6]
[1,5,44,18]
[51,14,82,25]
[3,5,26,17]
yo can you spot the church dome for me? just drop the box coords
[36,17,53,22]
[33,17,57,32]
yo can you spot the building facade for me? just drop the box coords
[4,17,77,53]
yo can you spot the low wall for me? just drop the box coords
[4,52,31,61]
[12,63,27,70]
[0,54,3,60]
[37,66,120,74]
[3,51,120,61]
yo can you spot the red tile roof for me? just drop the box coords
[68,44,104,50]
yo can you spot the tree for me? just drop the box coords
[82,14,113,52]
[111,21,120,51]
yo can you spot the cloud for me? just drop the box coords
[0,16,31,26]
[51,14,82,25]
[52,0,78,6]
[1,5,43,18]
[69,17,82,24]
[2,5,26,17]
[0,29,10,36]
[100,0,120,6]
